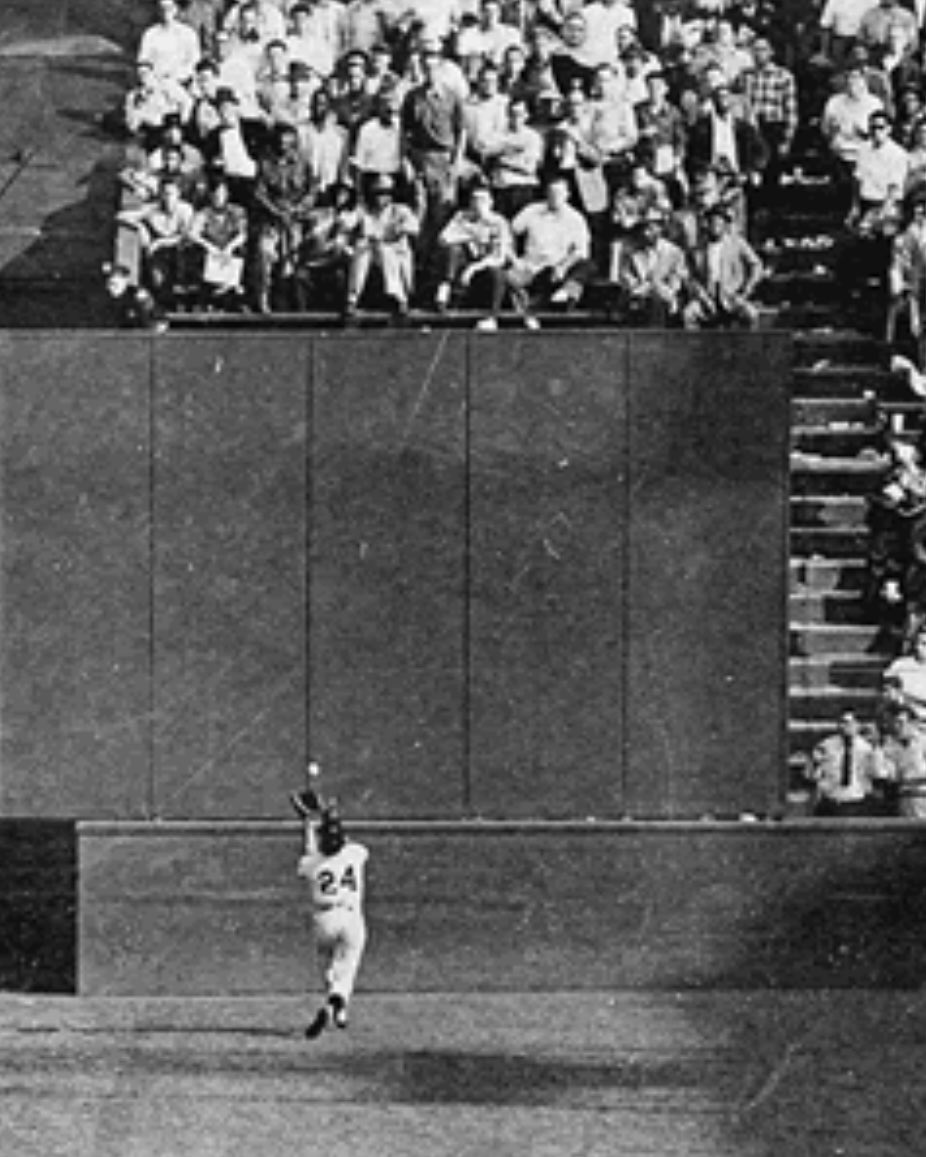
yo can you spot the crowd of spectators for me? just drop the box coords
[109,0,834,325]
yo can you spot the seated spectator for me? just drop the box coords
[865,435,926,635]
[831,43,894,119]
[682,202,764,329]
[179,0,222,50]
[148,114,205,185]
[434,180,513,327]
[295,183,358,310]
[253,123,315,312]
[213,25,262,122]
[138,0,202,87]
[883,619,926,729]
[895,84,925,151]
[287,2,336,79]
[808,710,884,817]
[484,95,544,219]
[582,0,638,68]
[456,0,523,73]
[506,174,597,327]
[124,58,190,149]
[344,173,421,316]
[610,158,670,243]
[608,204,688,326]
[223,0,287,48]
[550,11,599,95]
[126,176,196,309]
[818,0,877,73]
[188,175,249,309]
[821,62,886,208]
[521,29,565,127]
[877,22,922,107]
[341,0,393,59]
[102,261,166,330]
[875,702,926,817]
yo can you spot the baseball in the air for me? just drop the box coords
[307,761,321,778]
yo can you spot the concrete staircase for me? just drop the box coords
[773,146,923,792]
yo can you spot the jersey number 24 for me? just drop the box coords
[318,864,358,895]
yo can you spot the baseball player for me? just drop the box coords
[291,769,369,1040]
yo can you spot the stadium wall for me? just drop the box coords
[0,329,802,993]
[0,330,791,821]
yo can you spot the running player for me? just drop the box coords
[293,791,370,1039]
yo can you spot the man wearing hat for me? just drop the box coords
[344,173,421,316]
[682,201,764,329]
[609,202,688,327]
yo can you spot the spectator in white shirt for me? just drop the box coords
[464,62,509,171]
[456,0,523,73]
[822,62,885,204]
[819,0,882,68]
[352,89,405,195]
[485,95,544,219]
[506,174,596,326]
[138,0,202,86]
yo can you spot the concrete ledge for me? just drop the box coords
[79,822,926,996]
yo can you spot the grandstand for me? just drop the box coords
[4,0,926,991]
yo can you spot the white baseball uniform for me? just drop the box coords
[298,840,369,1003]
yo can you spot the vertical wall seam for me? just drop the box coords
[146,334,157,820]
[462,334,473,816]
[306,336,314,765]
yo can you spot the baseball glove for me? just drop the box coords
[290,788,323,818]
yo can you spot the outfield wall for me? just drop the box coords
[0,331,790,822]
[77,820,926,995]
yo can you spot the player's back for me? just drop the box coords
[298,840,368,913]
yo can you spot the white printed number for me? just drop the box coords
[317,864,358,896]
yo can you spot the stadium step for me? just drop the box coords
[791,425,881,456]
[789,654,886,690]
[790,494,868,529]
[790,622,896,657]
[789,589,869,624]
[789,556,867,593]
[790,454,886,495]
[789,685,882,721]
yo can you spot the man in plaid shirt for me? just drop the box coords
[741,36,798,231]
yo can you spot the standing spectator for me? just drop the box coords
[253,124,316,311]
[581,0,638,68]
[213,26,262,121]
[636,68,687,195]
[741,37,798,232]
[484,95,544,218]
[334,51,377,147]
[188,59,223,149]
[608,204,688,327]
[256,38,293,125]
[463,62,509,172]
[808,710,883,816]
[341,0,392,57]
[819,0,880,71]
[588,63,640,195]
[550,12,599,95]
[302,89,350,203]
[138,0,202,87]
[886,188,926,356]
[223,0,287,46]
[352,89,406,195]
[401,40,467,269]
[345,173,421,316]
[544,88,609,231]
[205,88,258,203]
[682,202,765,329]
[435,180,512,326]
[858,0,920,57]
[507,175,596,326]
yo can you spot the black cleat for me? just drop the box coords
[305,1007,329,1040]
